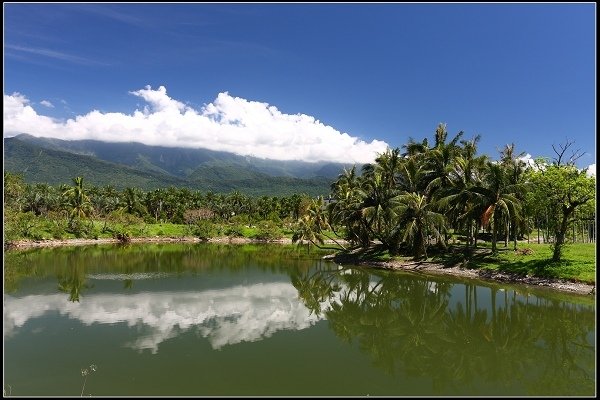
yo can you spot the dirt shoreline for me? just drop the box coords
[5,237,596,296]
[4,236,296,249]
[329,255,596,296]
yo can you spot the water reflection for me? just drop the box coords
[57,262,91,302]
[292,264,595,395]
[5,282,330,352]
[3,244,595,396]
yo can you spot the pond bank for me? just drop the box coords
[328,253,596,296]
[4,236,295,249]
[5,237,595,296]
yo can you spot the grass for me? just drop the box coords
[429,242,596,284]
[8,216,595,285]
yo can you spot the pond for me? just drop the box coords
[3,243,595,396]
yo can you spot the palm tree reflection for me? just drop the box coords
[292,266,595,395]
[57,259,92,303]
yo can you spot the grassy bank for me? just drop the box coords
[428,242,596,284]
[5,216,595,285]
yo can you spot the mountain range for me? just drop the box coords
[4,134,358,196]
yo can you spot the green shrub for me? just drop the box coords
[254,220,283,241]
[224,224,245,237]
[111,228,131,243]
[191,220,216,241]
[67,218,93,238]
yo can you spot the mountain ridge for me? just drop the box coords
[11,133,356,179]
[4,134,350,196]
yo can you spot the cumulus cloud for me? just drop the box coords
[586,163,595,177]
[3,86,389,163]
[40,100,54,108]
[518,153,536,169]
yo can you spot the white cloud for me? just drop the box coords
[3,86,389,163]
[4,282,333,352]
[586,163,595,177]
[518,153,536,169]
[518,153,549,171]
[40,100,54,108]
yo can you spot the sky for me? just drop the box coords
[3,3,596,172]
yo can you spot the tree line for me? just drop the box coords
[294,124,595,262]
[4,124,596,262]
[4,173,315,243]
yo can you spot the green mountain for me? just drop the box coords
[13,134,355,179]
[4,135,337,196]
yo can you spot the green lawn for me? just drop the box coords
[431,242,596,284]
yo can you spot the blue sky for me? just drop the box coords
[3,3,596,168]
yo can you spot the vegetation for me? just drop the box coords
[3,173,311,244]
[4,125,596,285]
[4,135,337,196]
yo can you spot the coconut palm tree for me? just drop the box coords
[438,137,488,248]
[393,192,447,260]
[121,187,147,217]
[471,163,522,253]
[62,177,93,222]
[293,196,345,251]
[500,143,528,249]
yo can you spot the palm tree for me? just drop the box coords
[500,143,528,250]
[121,187,147,217]
[393,192,447,260]
[293,196,344,251]
[329,166,371,247]
[62,177,93,222]
[438,136,488,248]
[425,124,464,198]
[471,162,522,253]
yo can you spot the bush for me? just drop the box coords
[224,224,245,237]
[253,220,283,241]
[111,228,131,243]
[107,210,145,226]
[67,218,93,238]
[191,220,216,241]
[47,212,68,239]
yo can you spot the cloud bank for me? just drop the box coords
[3,86,389,163]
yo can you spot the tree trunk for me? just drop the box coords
[513,218,518,250]
[552,207,572,262]
[491,215,498,253]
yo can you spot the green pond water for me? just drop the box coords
[3,243,595,396]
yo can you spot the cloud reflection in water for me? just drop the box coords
[4,282,333,353]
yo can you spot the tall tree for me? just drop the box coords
[530,141,595,261]
[62,177,93,222]
[500,143,528,250]
[471,163,522,253]
[393,192,446,260]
